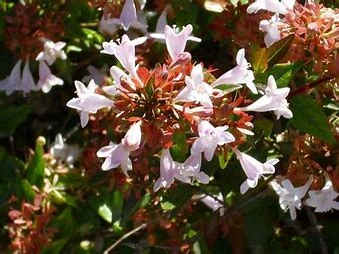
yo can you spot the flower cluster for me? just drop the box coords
[67,24,293,194]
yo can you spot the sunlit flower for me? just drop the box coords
[259,13,284,47]
[35,39,67,65]
[37,61,64,93]
[164,24,201,61]
[235,75,292,119]
[97,142,132,176]
[102,66,129,96]
[246,0,294,15]
[153,149,192,191]
[270,176,313,220]
[305,173,339,212]
[211,48,257,94]
[101,35,147,78]
[234,149,278,194]
[191,120,235,161]
[0,60,22,95]
[66,80,114,127]
[180,154,209,184]
[99,0,147,35]
[174,64,214,108]
[97,122,142,175]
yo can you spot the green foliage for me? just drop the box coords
[0,104,31,137]
[290,95,336,144]
[26,138,45,188]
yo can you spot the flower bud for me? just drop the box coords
[121,122,142,152]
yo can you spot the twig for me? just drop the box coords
[288,76,334,99]
[103,223,147,254]
[305,207,328,254]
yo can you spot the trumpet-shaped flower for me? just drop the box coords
[36,40,67,65]
[82,65,108,85]
[270,176,313,220]
[164,24,201,61]
[50,133,81,167]
[99,0,147,35]
[101,35,147,78]
[234,149,278,194]
[66,80,114,127]
[191,120,235,161]
[235,75,292,119]
[22,60,38,94]
[180,154,209,184]
[246,0,292,15]
[305,173,339,212]
[194,193,225,216]
[259,13,284,47]
[97,122,142,175]
[153,149,196,191]
[37,61,64,93]
[211,49,257,94]
[174,64,214,108]
[0,60,22,95]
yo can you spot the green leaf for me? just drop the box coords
[213,84,243,94]
[255,62,303,87]
[267,34,295,66]
[26,138,45,188]
[0,104,31,137]
[21,180,35,203]
[289,95,336,144]
[251,46,268,74]
[171,132,188,162]
[42,239,67,254]
[161,201,176,211]
[111,190,124,223]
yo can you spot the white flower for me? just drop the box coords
[82,65,108,85]
[194,193,225,216]
[97,122,142,176]
[174,64,214,108]
[101,35,147,79]
[21,60,38,94]
[270,176,313,220]
[179,154,210,184]
[99,0,147,35]
[191,120,235,161]
[121,121,142,151]
[211,49,257,94]
[36,40,67,65]
[164,24,201,61]
[234,149,278,194]
[0,60,22,95]
[235,75,293,119]
[37,61,64,93]
[305,173,339,212]
[97,142,132,176]
[259,13,284,47]
[66,80,114,127]
[153,149,192,191]
[50,133,81,166]
[246,0,292,15]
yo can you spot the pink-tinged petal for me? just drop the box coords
[289,206,297,220]
[101,41,118,55]
[240,181,250,194]
[121,122,142,151]
[66,98,82,110]
[155,5,169,33]
[246,0,287,14]
[204,141,218,161]
[195,171,210,184]
[96,143,117,157]
[120,0,137,30]
[79,94,114,113]
[120,157,132,176]
[21,61,36,94]
[75,80,91,95]
[80,110,89,128]
[164,24,193,60]
[191,137,207,155]
[174,86,195,102]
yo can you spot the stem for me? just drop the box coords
[103,223,147,254]
[305,207,328,254]
[288,76,334,99]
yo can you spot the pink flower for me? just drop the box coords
[191,120,235,161]
[66,80,114,127]
[0,60,22,95]
[36,40,67,65]
[211,49,257,94]
[234,149,278,194]
[37,61,64,93]
[101,35,147,79]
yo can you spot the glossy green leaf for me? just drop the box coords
[267,34,295,66]
[21,179,35,203]
[26,138,45,188]
[289,95,336,144]
[0,104,31,137]
[251,46,268,74]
